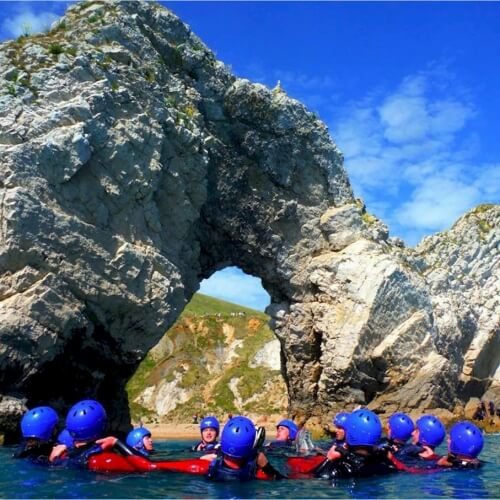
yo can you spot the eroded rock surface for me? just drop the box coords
[0,0,497,439]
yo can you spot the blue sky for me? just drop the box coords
[1,1,499,311]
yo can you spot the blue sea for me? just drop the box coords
[0,436,498,498]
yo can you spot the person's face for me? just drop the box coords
[411,428,420,444]
[276,425,290,441]
[202,427,217,443]
[335,426,346,440]
[143,435,154,451]
[25,438,39,448]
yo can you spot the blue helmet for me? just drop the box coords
[388,413,414,442]
[333,412,350,429]
[277,419,298,440]
[126,427,152,450]
[449,421,484,458]
[21,406,59,441]
[57,428,74,448]
[66,400,107,441]
[345,409,382,446]
[200,416,220,435]
[221,416,256,458]
[416,415,445,447]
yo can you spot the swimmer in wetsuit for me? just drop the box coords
[203,416,285,481]
[317,409,397,479]
[381,412,415,453]
[266,419,298,449]
[126,426,154,457]
[329,411,349,448]
[396,414,445,465]
[49,399,121,468]
[437,421,484,470]
[192,416,220,452]
[14,406,59,465]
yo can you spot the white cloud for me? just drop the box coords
[397,175,481,230]
[2,7,61,39]
[331,67,498,246]
[199,266,270,311]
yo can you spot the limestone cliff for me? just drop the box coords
[0,0,497,441]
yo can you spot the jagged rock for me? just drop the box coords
[0,0,498,439]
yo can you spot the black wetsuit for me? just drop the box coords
[328,438,347,449]
[207,454,258,481]
[56,442,105,469]
[314,447,397,479]
[191,441,219,452]
[267,439,295,450]
[379,437,407,454]
[446,454,483,470]
[393,442,440,471]
[13,440,55,465]
[207,451,285,481]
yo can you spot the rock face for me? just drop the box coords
[0,1,497,440]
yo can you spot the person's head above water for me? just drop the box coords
[413,415,445,448]
[66,399,107,442]
[200,416,220,444]
[276,419,298,441]
[220,416,256,459]
[332,412,350,441]
[21,406,59,441]
[449,421,484,459]
[126,427,153,454]
[388,412,414,443]
[345,408,382,447]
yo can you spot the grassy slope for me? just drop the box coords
[127,293,286,422]
[183,293,268,317]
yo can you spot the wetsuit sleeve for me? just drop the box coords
[259,461,286,480]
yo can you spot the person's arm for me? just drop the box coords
[200,452,217,461]
[255,452,286,479]
[437,455,453,467]
[419,445,440,460]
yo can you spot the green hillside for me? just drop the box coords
[126,293,287,422]
[183,293,268,317]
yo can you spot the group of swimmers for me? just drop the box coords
[14,400,485,481]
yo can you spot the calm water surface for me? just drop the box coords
[0,436,498,498]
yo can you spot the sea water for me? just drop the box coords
[0,435,498,498]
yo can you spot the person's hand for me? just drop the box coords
[327,446,341,461]
[200,453,217,461]
[49,444,67,462]
[96,436,118,450]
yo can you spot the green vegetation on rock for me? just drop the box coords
[126,293,286,422]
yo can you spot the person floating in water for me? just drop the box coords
[126,426,154,457]
[203,415,285,481]
[14,406,59,464]
[396,414,445,464]
[383,412,415,454]
[287,409,398,479]
[330,411,349,447]
[49,399,121,467]
[192,416,220,452]
[266,419,299,448]
[437,421,484,469]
